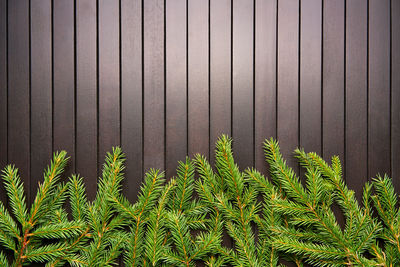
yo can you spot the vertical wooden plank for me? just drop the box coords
[188,0,209,159]
[210,0,231,162]
[254,0,276,174]
[300,0,322,155]
[121,0,143,201]
[30,0,52,202]
[369,0,391,178]
[98,0,120,172]
[232,0,254,169]
[166,0,187,178]
[346,0,368,199]
[277,0,299,169]
[143,0,165,171]
[8,0,30,199]
[53,0,75,176]
[76,0,97,200]
[323,0,346,228]
[0,0,7,204]
[392,0,400,193]
[323,0,345,163]
[209,0,232,249]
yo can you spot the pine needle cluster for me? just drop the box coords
[0,151,84,267]
[261,138,400,266]
[0,135,399,267]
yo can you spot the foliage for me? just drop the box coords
[48,147,129,267]
[0,151,84,267]
[111,157,222,266]
[261,138,399,266]
[0,135,399,267]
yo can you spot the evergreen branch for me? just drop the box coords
[0,251,9,267]
[108,193,138,221]
[0,200,20,244]
[272,236,347,262]
[175,157,195,212]
[30,221,84,239]
[195,154,219,193]
[1,165,28,226]
[189,231,221,261]
[225,221,259,267]
[126,220,145,266]
[39,182,69,224]
[167,211,192,265]
[24,242,67,262]
[0,226,16,251]
[263,138,308,204]
[68,175,88,221]
[145,178,176,265]
[215,135,244,204]
[29,151,68,226]
[99,233,128,267]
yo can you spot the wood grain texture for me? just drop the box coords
[1,1,400,256]
[392,0,400,193]
[98,0,120,172]
[210,0,231,164]
[121,0,143,202]
[254,0,276,174]
[30,0,52,203]
[188,0,209,159]
[368,0,391,178]
[0,0,7,204]
[76,0,98,200]
[277,0,299,170]
[143,0,165,172]
[166,0,187,179]
[346,0,368,200]
[232,0,254,170]
[8,0,31,200]
[53,0,75,176]
[322,0,345,163]
[300,0,322,155]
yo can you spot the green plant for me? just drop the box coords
[110,157,222,266]
[49,147,129,267]
[0,151,84,267]
[260,138,399,266]
[1,135,399,267]
[194,135,286,266]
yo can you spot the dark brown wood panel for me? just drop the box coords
[368,0,391,178]
[232,0,254,170]
[30,0,52,202]
[53,0,75,176]
[346,0,368,200]
[392,0,400,192]
[76,0,98,200]
[1,0,400,254]
[166,0,187,178]
[254,0,276,174]
[210,0,231,164]
[188,0,209,159]
[121,0,143,202]
[143,0,165,172]
[277,0,299,169]
[322,0,345,163]
[0,0,7,204]
[8,0,30,200]
[98,0,120,173]
[300,0,322,155]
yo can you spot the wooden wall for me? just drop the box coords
[0,0,399,207]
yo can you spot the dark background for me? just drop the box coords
[0,0,399,219]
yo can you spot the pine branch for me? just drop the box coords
[68,175,88,222]
[1,165,28,227]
